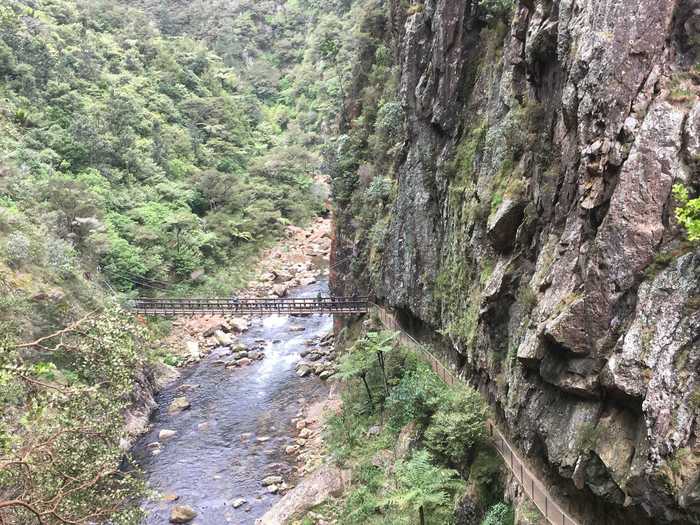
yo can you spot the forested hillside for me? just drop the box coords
[0,1,364,523]
[0,0,351,304]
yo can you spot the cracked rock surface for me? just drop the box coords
[333,0,700,523]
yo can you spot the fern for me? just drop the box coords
[384,450,465,525]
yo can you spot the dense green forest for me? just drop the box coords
[0,0,360,304]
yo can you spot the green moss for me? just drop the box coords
[575,422,601,454]
[406,3,424,15]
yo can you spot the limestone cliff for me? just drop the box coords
[331,0,700,523]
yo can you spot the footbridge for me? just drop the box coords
[132,296,369,316]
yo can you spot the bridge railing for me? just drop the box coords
[132,296,369,316]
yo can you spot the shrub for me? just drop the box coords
[673,184,700,242]
[386,364,451,430]
[425,387,488,464]
[4,231,32,268]
[481,502,515,525]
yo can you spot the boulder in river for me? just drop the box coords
[319,370,335,381]
[168,397,191,414]
[289,325,306,332]
[159,429,177,440]
[213,330,234,346]
[255,465,350,525]
[262,475,283,486]
[272,284,288,297]
[232,498,246,508]
[237,357,252,367]
[296,365,312,378]
[169,505,197,523]
[229,317,249,332]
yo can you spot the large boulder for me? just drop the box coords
[255,466,350,525]
[169,505,197,523]
[213,330,234,346]
[167,397,191,414]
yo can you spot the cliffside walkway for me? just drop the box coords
[132,296,369,316]
[374,307,581,525]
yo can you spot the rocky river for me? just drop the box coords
[133,280,335,524]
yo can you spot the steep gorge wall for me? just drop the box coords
[332,0,700,523]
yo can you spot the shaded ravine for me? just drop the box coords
[133,281,332,524]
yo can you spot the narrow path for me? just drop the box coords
[374,306,581,525]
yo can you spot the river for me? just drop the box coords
[133,280,333,524]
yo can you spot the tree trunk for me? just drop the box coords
[361,373,373,409]
[419,506,425,525]
[377,351,389,397]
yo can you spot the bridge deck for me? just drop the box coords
[133,297,368,316]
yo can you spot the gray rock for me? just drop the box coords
[232,498,246,508]
[256,466,350,524]
[213,330,233,347]
[296,365,312,378]
[159,429,177,440]
[169,505,197,523]
[262,475,283,486]
[167,397,190,414]
[487,199,525,252]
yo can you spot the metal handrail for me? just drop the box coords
[373,306,580,525]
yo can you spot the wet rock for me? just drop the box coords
[231,342,248,353]
[237,358,252,367]
[289,325,306,332]
[262,475,284,486]
[296,365,312,378]
[256,465,350,524]
[229,317,249,332]
[272,284,289,297]
[232,498,246,508]
[185,341,200,360]
[159,429,177,440]
[168,397,191,414]
[213,330,234,347]
[169,505,197,523]
[267,484,279,494]
[285,445,299,455]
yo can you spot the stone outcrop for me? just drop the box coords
[255,465,350,525]
[332,0,700,523]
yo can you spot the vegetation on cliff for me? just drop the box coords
[309,328,511,524]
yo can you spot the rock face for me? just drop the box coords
[332,0,700,523]
[255,465,350,525]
